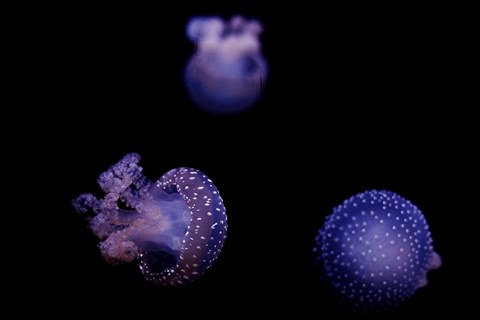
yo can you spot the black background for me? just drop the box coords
[20,2,471,319]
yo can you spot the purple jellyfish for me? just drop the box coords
[313,190,441,312]
[72,153,227,286]
[184,16,268,115]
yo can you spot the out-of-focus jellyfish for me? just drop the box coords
[72,153,227,286]
[184,16,267,114]
[313,190,441,312]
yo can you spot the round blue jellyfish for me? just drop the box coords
[313,190,441,312]
[72,153,227,286]
[184,16,268,115]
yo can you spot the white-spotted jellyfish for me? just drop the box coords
[184,15,268,114]
[313,190,441,312]
[72,153,227,286]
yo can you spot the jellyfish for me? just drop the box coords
[72,153,227,286]
[184,15,268,114]
[313,190,441,312]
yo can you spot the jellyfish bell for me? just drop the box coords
[184,54,266,114]
[72,153,227,286]
[313,190,441,312]
[184,16,267,115]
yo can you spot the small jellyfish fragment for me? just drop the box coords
[184,15,268,114]
[72,153,227,286]
[313,190,441,312]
